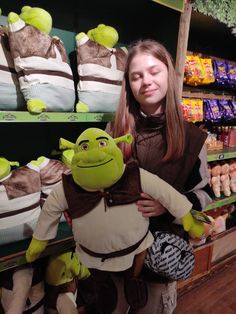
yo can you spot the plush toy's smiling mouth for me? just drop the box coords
[77,158,113,168]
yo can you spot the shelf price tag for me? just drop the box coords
[218,153,225,160]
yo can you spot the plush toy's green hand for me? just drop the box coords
[29,156,47,167]
[8,12,20,24]
[27,99,46,113]
[75,32,86,42]
[25,237,48,262]
[76,101,89,113]
[182,212,204,238]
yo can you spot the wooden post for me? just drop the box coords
[175,1,192,101]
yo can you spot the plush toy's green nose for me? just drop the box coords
[77,150,106,163]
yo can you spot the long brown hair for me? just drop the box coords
[109,39,185,162]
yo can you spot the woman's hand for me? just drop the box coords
[136,193,166,217]
[64,210,72,227]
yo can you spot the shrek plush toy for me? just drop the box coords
[0,156,42,245]
[7,6,75,113]
[0,10,25,110]
[44,250,91,314]
[26,128,204,312]
[75,24,127,113]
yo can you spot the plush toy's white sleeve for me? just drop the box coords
[32,182,68,241]
[8,18,75,112]
[56,294,78,314]
[139,167,192,218]
[75,34,127,112]
[0,162,42,245]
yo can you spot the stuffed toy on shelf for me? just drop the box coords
[7,6,75,113]
[37,156,70,207]
[25,127,205,313]
[190,211,229,247]
[44,250,91,314]
[210,163,222,198]
[220,162,231,197]
[0,260,45,314]
[0,11,25,110]
[0,156,42,245]
[75,24,127,113]
[229,160,236,193]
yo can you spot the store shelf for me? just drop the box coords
[204,193,236,212]
[0,111,115,123]
[182,89,235,101]
[0,222,74,272]
[207,147,236,162]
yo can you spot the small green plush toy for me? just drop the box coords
[0,9,26,111]
[7,6,75,113]
[44,250,90,314]
[0,157,43,246]
[26,127,204,312]
[75,24,127,113]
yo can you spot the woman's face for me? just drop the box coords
[128,53,168,115]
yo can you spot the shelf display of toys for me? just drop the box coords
[208,160,236,198]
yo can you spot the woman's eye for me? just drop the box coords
[130,74,141,81]
[80,143,89,151]
[151,71,159,76]
[99,140,107,148]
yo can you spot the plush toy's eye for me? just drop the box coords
[80,143,89,151]
[99,140,107,148]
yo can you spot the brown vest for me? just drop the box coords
[62,161,142,219]
[133,121,207,235]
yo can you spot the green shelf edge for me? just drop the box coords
[0,111,115,123]
[207,147,236,162]
[204,193,236,212]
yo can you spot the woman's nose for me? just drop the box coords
[142,73,151,85]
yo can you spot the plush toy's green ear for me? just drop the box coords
[21,6,31,14]
[9,161,20,167]
[61,149,74,168]
[59,138,75,150]
[59,138,75,168]
[114,133,133,145]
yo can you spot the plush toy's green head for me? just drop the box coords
[0,157,19,180]
[60,128,133,190]
[87,24,119,48]
[20,6,52,34]
[45,251,89,286]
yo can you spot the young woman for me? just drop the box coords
[106,39,213,313]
